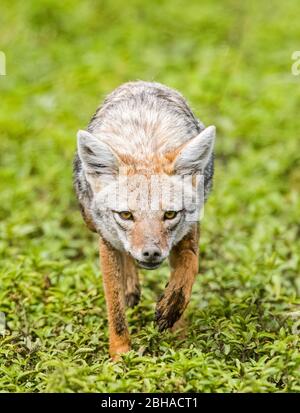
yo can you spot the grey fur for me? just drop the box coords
[73,81,215,236]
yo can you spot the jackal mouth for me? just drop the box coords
[136,260,163,270]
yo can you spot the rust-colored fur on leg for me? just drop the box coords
[99,238,130,359]
[155,225,199,331]
[121,252,140,308]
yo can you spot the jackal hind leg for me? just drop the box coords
[121,253,140,308]
[155,225,199,332]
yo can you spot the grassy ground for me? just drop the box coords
[0,0,300,392]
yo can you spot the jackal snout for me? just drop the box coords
[128,219,170,269]
[135,244,164,269]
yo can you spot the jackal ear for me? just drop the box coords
[174,125,215,175]
[77,130,119,176]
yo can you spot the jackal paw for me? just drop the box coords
[110,343,131,361]
[125,288,140,308]
[155,287,187,332]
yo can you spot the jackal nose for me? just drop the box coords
[142,246,162,262]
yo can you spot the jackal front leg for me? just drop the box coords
[155,225,199,331]
[99,238,130,359]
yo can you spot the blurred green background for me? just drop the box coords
[0,0,299,392]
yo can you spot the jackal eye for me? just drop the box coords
[118,211,133,220]
[164,211,177,220]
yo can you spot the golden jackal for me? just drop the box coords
[74,81,215,358]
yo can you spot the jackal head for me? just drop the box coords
[77,127,215,269]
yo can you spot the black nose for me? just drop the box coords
[142,246,162,262]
